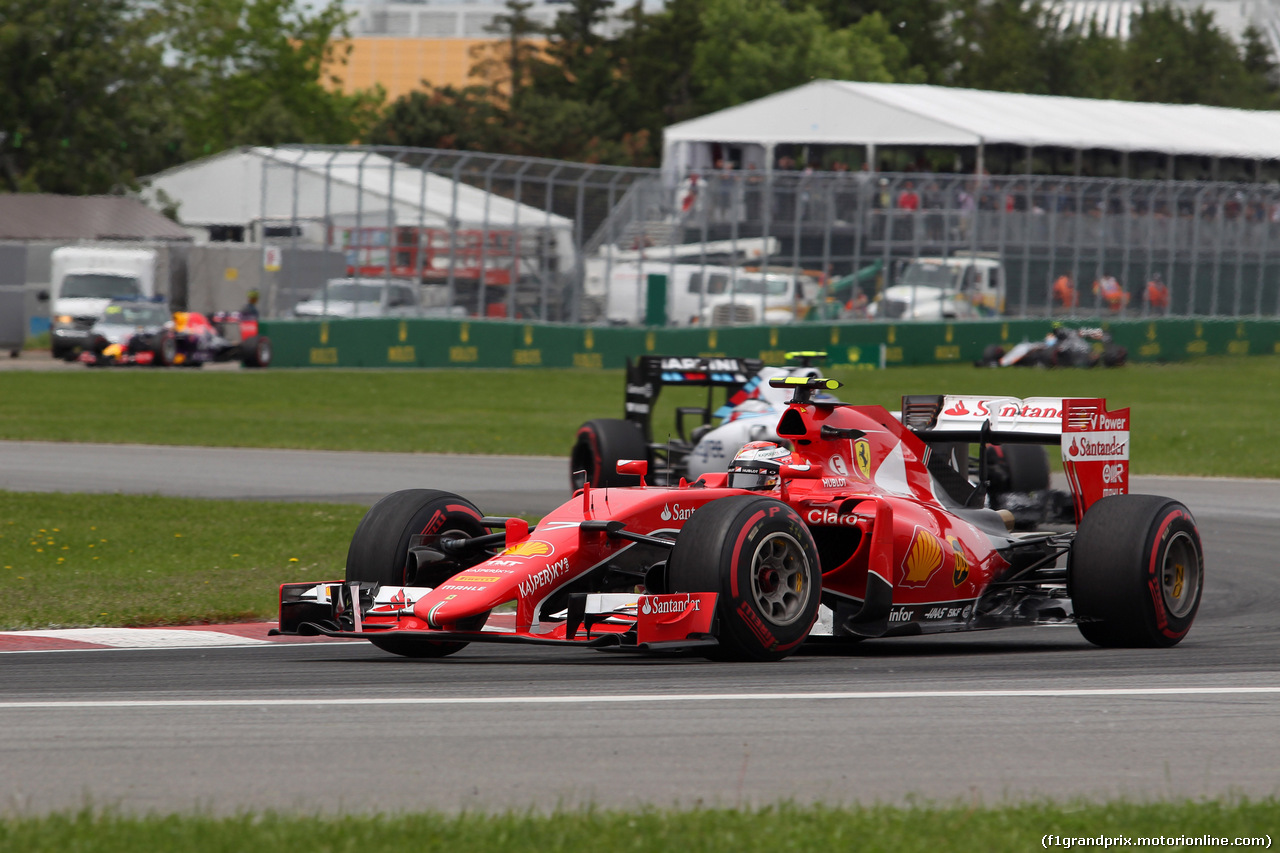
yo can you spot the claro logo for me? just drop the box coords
[806,508,860,526]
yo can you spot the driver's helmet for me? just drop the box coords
[728,441,792,490]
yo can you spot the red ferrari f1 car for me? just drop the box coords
[275,378,1204,660]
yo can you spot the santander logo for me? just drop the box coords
[1065,432,1129,461]
[660,503,695,522]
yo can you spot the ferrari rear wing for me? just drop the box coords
[901,394,1131,522]
[901,394,1073,444]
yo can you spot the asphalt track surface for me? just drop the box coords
[2,444,1279,815]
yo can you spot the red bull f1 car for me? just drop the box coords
[275,378,1204,660]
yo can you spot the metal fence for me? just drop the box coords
[258,145,1280,323]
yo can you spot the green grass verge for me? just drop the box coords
[0,491,365,630]
[0,800,1274,851]
[1,356,1276,476]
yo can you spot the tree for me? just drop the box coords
[804,0,951,83]
[691,0,913,113]
[365,85,504,151]
[469,0,545,107]
[1122,4,1277,109]
[0,0,182,193]
[160,0,383,155]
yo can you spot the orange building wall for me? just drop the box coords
[329,37,494,101]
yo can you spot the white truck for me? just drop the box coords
[594,261,816,326]
[867,254,1006,321]
[46,247,161,360]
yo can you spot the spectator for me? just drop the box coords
[241,289,260,318]
[1053,274,1077,308]
[898,180,920,211]
[1144,273,1170,313]
[1093,274,1128,313]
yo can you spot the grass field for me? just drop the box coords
[0,800,1274,851]
[1,355,1278,476]
[0,491,364,629]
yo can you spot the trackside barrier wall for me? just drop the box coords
[261,318,1280,369]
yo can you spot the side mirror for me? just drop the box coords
[779,462,822,480]
[37,290,49,302]
[616,459,649,480]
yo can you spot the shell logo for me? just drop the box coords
[948,535,970,586]
[900,527,946,587]
[502,540,554,558]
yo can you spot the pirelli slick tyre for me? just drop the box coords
[1069,494,1204,648]
[570,418,647,489]
[667,496,820,661]
[240,335,271,368]
[987,443,1051,494]
[346,489,488,658]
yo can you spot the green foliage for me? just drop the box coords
[0,0,382,194]
[160,0,383,154]
[366,85,504,151]
[691,1,910,112]
[0,0,182,193]
[5,0,1280,184]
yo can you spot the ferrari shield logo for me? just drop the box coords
[854,439,872,479]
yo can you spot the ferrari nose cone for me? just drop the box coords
[412,590,469,628]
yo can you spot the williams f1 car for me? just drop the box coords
[275,379,1204,660]
[570,352,830,489]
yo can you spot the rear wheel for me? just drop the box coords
[346,489,488,658]
[1070,494,1203,648]
[667,496,820,661]
[570,418,647,489]
[987,443,1050,493]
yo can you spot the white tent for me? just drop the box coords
[662,80,1280,175]
[142,146,573,240]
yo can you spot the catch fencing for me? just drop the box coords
[255,145,1280,322]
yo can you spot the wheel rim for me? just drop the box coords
[1161,530,1201,619]
[748,532,812,627]
[406,523,481,586]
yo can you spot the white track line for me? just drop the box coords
[2,686,1279,710]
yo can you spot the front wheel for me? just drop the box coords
[346,489,489,658]
[241,335,271,368]
[1070,494,1204,648]
[156,335,177,367]
[667,496,820,661]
